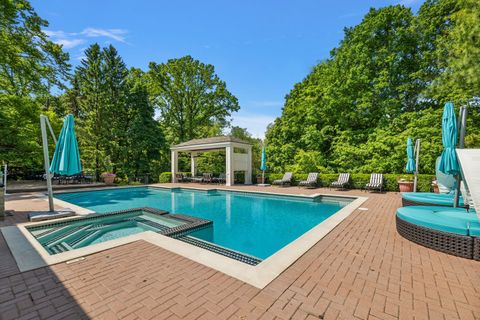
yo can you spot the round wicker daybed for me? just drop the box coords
[401,192,465,207]
[396,206,480,261]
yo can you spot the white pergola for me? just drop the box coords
[170,136,253,186]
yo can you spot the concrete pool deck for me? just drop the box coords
[0,184,479,319]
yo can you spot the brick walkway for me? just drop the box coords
[0,186,479,319]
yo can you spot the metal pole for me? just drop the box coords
[40,115,54,212]
[454,106,467,208]
[3,164,7,195]
[46,118,57,144]
[459,106,467,148]
[413,139,420,192]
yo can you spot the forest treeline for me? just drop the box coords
[265,0,480,175]
[0,0,246,181]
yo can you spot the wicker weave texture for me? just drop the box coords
[396,216,474,260]
[401,198,448,207]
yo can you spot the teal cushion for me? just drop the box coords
[469,222,480,236]
[401,192,464,206]
[396,206,478,236]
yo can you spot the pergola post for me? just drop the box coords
[245,146,252,184]
[225,145,234,186]
[171,150,178,183]
[191,152,197,177]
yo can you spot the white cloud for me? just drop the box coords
[44,30,70,37]
[55,38,85,49]
[81,28,128,43]
[231,112,276,139]
[43,27,129,50]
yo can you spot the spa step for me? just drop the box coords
[133,217,170,232]
[48,242,71,254]
[68,230,100,247]
[36,224,73,240]
[43,225,91,246]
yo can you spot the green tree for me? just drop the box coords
[123,68,166,180]
[266,1,480,174]
[72,45,167,181]
[74,44,108,179]
[0,0,70,96]
[146,55,240,144]
[0,0,69,169]
[102,45,129,172]
[431,0,480,102]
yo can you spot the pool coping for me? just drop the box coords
[2,185,367,289]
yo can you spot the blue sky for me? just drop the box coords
[32,0,423,138]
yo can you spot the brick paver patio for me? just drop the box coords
[1,185,479,319]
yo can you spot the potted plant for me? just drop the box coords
[101,157,116,185]
[101,172,116,185]
[397,176,414,192]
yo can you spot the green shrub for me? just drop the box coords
[319,174,340,187]
[234,171,245,184]
[159,172,172,183]
[417,175,434,192]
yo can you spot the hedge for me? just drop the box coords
[160,171,434,192]
[266,173,434,192]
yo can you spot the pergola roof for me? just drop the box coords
[171,136,251,151]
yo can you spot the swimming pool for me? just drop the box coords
[54,187,351,259]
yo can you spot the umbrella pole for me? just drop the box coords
[454,106,467,208]
[40,115,54,212]
[262,170,265,184]
[414,139,420,192]
[3,164,7,195]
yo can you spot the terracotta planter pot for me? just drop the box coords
[103,175,115,185]
[398,181,414,192]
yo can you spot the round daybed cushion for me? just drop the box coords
[396,206,478,236]
[401,192,464,207]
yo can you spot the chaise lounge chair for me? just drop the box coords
[213,173,226,184]
[365,173,384,192]
[191,174,204,183]
[175,173,188,183]
[202,173,213,183]
[272,172,293,187]
[330,173,350,189]
[298,173,318,188]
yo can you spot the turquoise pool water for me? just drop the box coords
[55,187,351,259]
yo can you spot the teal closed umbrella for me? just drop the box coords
[438,102,460,176]
[260,146,267,172]
[49,114,82,175]
[405,138,416,173]
[260,145,267,184]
